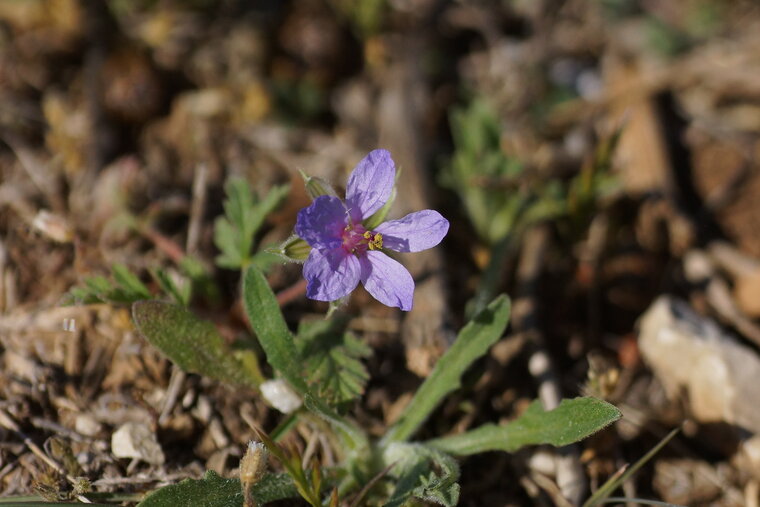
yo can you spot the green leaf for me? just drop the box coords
[112,264,152,299]
[382,294,511,444]
[214,179,289,269]
[137,470,300,507]
[152,268,191,306]
[213,218,243,269]
[443,99,526,243]
[383,443,460,507]
[63,265,152,305]
[132,301,263,388]
[241,266,305,390]
[242,266,368,450]
[425,397,621,455]
[297,317,371,408]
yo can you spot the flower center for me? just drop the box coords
[341,224,382,255]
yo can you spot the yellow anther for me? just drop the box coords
[368,232,383,250]
[363,231,372,240]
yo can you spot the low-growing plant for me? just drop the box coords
[61,150,620,506]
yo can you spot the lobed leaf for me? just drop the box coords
[425,397,621,455]
[297,317,371,408]
[214,179,289,269]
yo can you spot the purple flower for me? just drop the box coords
[295,149,449,311]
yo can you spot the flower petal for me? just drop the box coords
[345,149,395,222]
[359,251,414,311]
[374,210,449,252]
[303,248,360,301]
[295,195,348,249]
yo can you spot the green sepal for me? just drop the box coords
[300,170,338,200]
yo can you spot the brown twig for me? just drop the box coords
[186,163,209,255]
[139,226,187,264]
[159,366,187,426]
[276,279,308,306]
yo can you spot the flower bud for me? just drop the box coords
[241,441,268,507]
[272,235,311,262]
[240,440,268,485]
[299,170,337,200]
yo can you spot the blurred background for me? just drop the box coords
[2,0,760,505]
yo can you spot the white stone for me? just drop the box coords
[75,414,102,437]
[111,422,165,465]
[639,296,760,432]
[260,379,302,414]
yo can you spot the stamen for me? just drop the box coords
[368,232,383,250]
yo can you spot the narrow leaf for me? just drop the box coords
[242,266,367,449]
[425,397,621,456]
[242,266,306,391]
[382,294,511,444]
[132,301,263,388]
[152,268,191,306]
[112,264,151,299]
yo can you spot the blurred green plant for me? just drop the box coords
[64,264,151,306]
[442,98,531,245]
[64,178,288,308]
[271,78,327,124]
[444,96,619,316]
[328,0,387,39]
[214,177,289,270]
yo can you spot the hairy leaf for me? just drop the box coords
[383,294,511,443]
[425,397,621,455]
[242,266,368,450]
[297,317,371,408]
[132,301,262,388]
[137,470,300,507]
[241,266,305,390]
